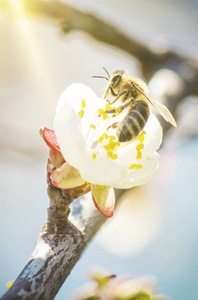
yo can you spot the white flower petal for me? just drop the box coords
[54,83,106,169]
[142,114,163,153]
[113,152,160,189]
[57,83,106,139]
[54,102,86,169]
[79,157,126,186]
[57,83,101,114]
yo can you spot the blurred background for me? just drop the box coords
[0,0,198,299]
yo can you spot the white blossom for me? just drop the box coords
[54,83,162,189]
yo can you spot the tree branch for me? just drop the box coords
[1,182,124,300]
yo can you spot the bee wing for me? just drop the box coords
[131,82,177,127]
[145,95,177,127]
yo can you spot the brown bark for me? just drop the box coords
[1,184,119,300]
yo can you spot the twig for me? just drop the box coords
[1,181,124,300]
[1,184,124,300]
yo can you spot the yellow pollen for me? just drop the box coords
[136,131,146,142]
[105,103,111,110]
[129,164,143,170]
[103,133,108,139]
[137,134,144,143]
[109,135,116,140]
[111,153,118,160]
[82,99,86,108]
[102,113,108,120]
[92,153,96,160]
[116,107,123,114]
[136,143,144,150]
[98,136,104,144]
[106,150,112,157]
[106,150,118,160]
[136,150,142,159]
[115,141,120,147]
[78,110,84,118]
[97,108,104,115]
[90,124,96,129]
[104,141,116,151]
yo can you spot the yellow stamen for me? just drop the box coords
[106,150,118,160]
[109,135,116,140]
[136,131,146,142]
[136,143,144,150]
[105,103,111,110]
[136,150,142,159]
[104,141,116,151]
[136,134,145,143]
[102,113,108,120]
[115,141,120,147]
[106,150,112,158]
[92,153,96,159]
[78,110,84,118]
[98,136,104,144]
[111,153,118,160]
[82,99,86,108]
[116,107,123,114]
[103,133,108,139]
[129,164,143,170]
[90,124,96,129]
[97,108,105,115]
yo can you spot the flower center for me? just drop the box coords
[78,98,146,170]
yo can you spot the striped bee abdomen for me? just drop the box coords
[116,100,149,142]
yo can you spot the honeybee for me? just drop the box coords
[93,67,177,142]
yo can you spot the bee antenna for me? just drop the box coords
[92,75,109,81]
[102,65,110,78]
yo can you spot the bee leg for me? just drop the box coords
[105,99,133,114]
[109,87,117,97]
[110,89,129,104]
[105,108,117,114]
[103,86,118,99]
[107,122,119,131]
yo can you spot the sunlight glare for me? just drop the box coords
[8,0,58,114]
